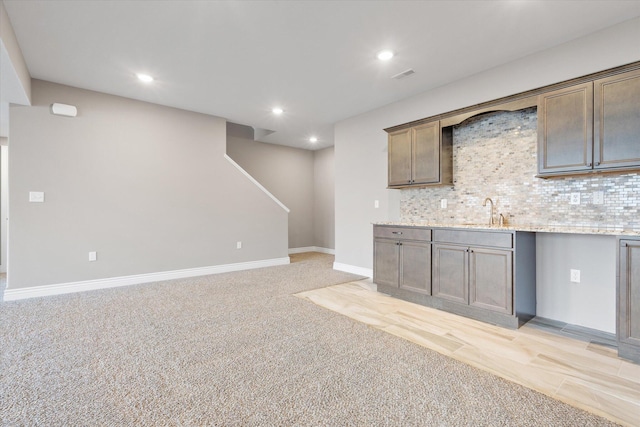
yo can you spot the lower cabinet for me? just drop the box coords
[469,247,513,315]
[373,226,431,295]
[373,238,401,288]
[618,239,640,363]
[399,241,432,294]
[433,239,514,315]
[432,244,468,304]
[374,225,536,329]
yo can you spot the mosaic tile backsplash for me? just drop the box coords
[400,107,640,231]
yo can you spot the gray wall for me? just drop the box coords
[227,136,329,250]
[8,80,288,289]
[313,146,334,250]
[536,233,617,333]
[334,18,640,332]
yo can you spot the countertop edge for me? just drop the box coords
[372,222,640,237]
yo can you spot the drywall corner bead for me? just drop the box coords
[50,103,78,117]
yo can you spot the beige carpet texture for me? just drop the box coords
[0,253,616,426]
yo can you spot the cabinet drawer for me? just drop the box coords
[433,229,513,249]
[374,226,431,241]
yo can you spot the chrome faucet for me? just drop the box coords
[482,197,494,226]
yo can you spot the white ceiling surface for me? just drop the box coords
[3,1,640,150]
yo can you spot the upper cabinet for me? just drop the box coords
[594,69,640,170]
[385,62,640,183]
[538,82,594,174]
[538,68,640,177]
[387,120,452,188]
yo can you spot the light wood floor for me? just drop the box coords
[297,281,640,427]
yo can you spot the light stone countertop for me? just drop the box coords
[373,221,640,237]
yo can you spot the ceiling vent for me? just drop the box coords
[391,69,415,80]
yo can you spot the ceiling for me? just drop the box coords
[2,0,640,150]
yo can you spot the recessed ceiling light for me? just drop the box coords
[136,73,154,83]
[377,50,394,61]
[309,136,318,143]
[272,107,284,115]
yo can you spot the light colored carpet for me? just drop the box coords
[0,253,615,426]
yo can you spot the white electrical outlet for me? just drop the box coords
[236,241,242,249]
[593,191,604,205]
[570,269,581,283]
[440,199,447,209]
[374,200,379,209]
[569,193,581,205]
[88,251,97,262]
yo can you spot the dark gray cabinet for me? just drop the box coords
[399,241,432,294]
[388,128,412,186]
[374,226,535,329]
[373,238,401,288]
[538,68,640,177]
[618,239,640,363]
[433,233,514,315]
[538,82,593,174]
[432,244,468,304]
[387,121,452,188]
[594,69,640,171]
[373,226,431,295]
[470,247,513,315]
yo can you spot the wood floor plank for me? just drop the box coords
[618,360,640,382]
[555,378,640,427]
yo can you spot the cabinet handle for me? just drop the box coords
[392,231,403,235]
[587,162,592,167]
[595,161,600,166]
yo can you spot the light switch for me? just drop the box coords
[374,200,379,209]
[440,199,447,209]
[569,193,580,205]
[88,251,97,262]
[29,191,45,202]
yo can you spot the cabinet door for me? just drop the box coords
[432,244,468,304]
[594,69,640,170]
[469,248,513,314]
[619,240,640,363]
[374,238,400,287]
[388,129,412,186]
[400,241,431,295]
[412,121,440,184]
[538,83,593,174]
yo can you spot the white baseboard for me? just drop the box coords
[289,246,335,255]
[333,262,372,278]
[3,257,291,301]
